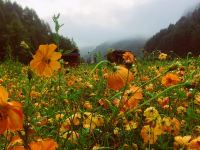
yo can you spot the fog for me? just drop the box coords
[10,0,200,53]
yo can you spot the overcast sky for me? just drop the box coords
[10,0,200,50]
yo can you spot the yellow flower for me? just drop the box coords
[161,73,180,87]
[145,83,154,92]
[177,106,187,114]
[194,92,200,105]
[30,90,41,99]
[55,113,64,120]
[93,115,104,127]
[30,44,61,77]
[62,131,79,144]
[174,135,191,148]
[140,125,162,144]
[158,53,167,60]
[123,120,138,131]
[160,117,172,133]
[143,107,160,123]
[60,113,81,132]
[83,112,96,130]
[82,112,104,130]
[114,127,120,135]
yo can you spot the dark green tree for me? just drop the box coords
[0,0,78,63]
[145,4,200,57]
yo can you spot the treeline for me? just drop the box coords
[0,0,78,63]
[145,4,200,57]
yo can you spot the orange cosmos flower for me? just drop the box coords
[29,138,58,150]
[83,101,93,110]
[187,136,200,150]
[123,86,143,109]
[7,136,25,150]
[161,73,180,87]
[123,51,135,64]
[7,137,58,150]
[99,99,108,109]
[160,117,171,133]
[30,44,62,77]
[107,65,134,91]
[170,118,181,136]
[161,117,180,135]
[0,86,23,134]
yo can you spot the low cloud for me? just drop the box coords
[11,0,200,48]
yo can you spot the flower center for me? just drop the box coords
[166,77,174,84]
[42,57,51,64]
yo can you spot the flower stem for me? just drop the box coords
[90,60,110,75]
[131,82,189,113]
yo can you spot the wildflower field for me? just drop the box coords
[0,14,199,150]
[0,44,200,150]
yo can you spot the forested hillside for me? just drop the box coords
[0,0,77,63]
[145,5,200,57]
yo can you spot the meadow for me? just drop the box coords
[0,14,199,150]
[0,49,199,149]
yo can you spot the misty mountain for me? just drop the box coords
[87,38,146,59]
[80,45,95,56]
[145,4,200,57]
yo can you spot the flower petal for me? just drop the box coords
[38,44,48,56]
[47,44,57,58]
[30,59,41,69]
[43,65,53,77]
[7,103,23,131]
[0,114,7,134]
[42,139,58,150]
[0,86,8,105]
[35,63,46,76]
[49,61,61,71]
[50,52,62,61]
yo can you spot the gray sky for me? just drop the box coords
[10,0,200,49]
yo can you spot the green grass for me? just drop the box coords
[0,57,200,149]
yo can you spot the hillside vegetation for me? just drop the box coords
[0,0,77,63]
[145,5,200,57]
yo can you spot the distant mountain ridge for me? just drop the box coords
[145,4,200,57]
[91,38,146,58]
